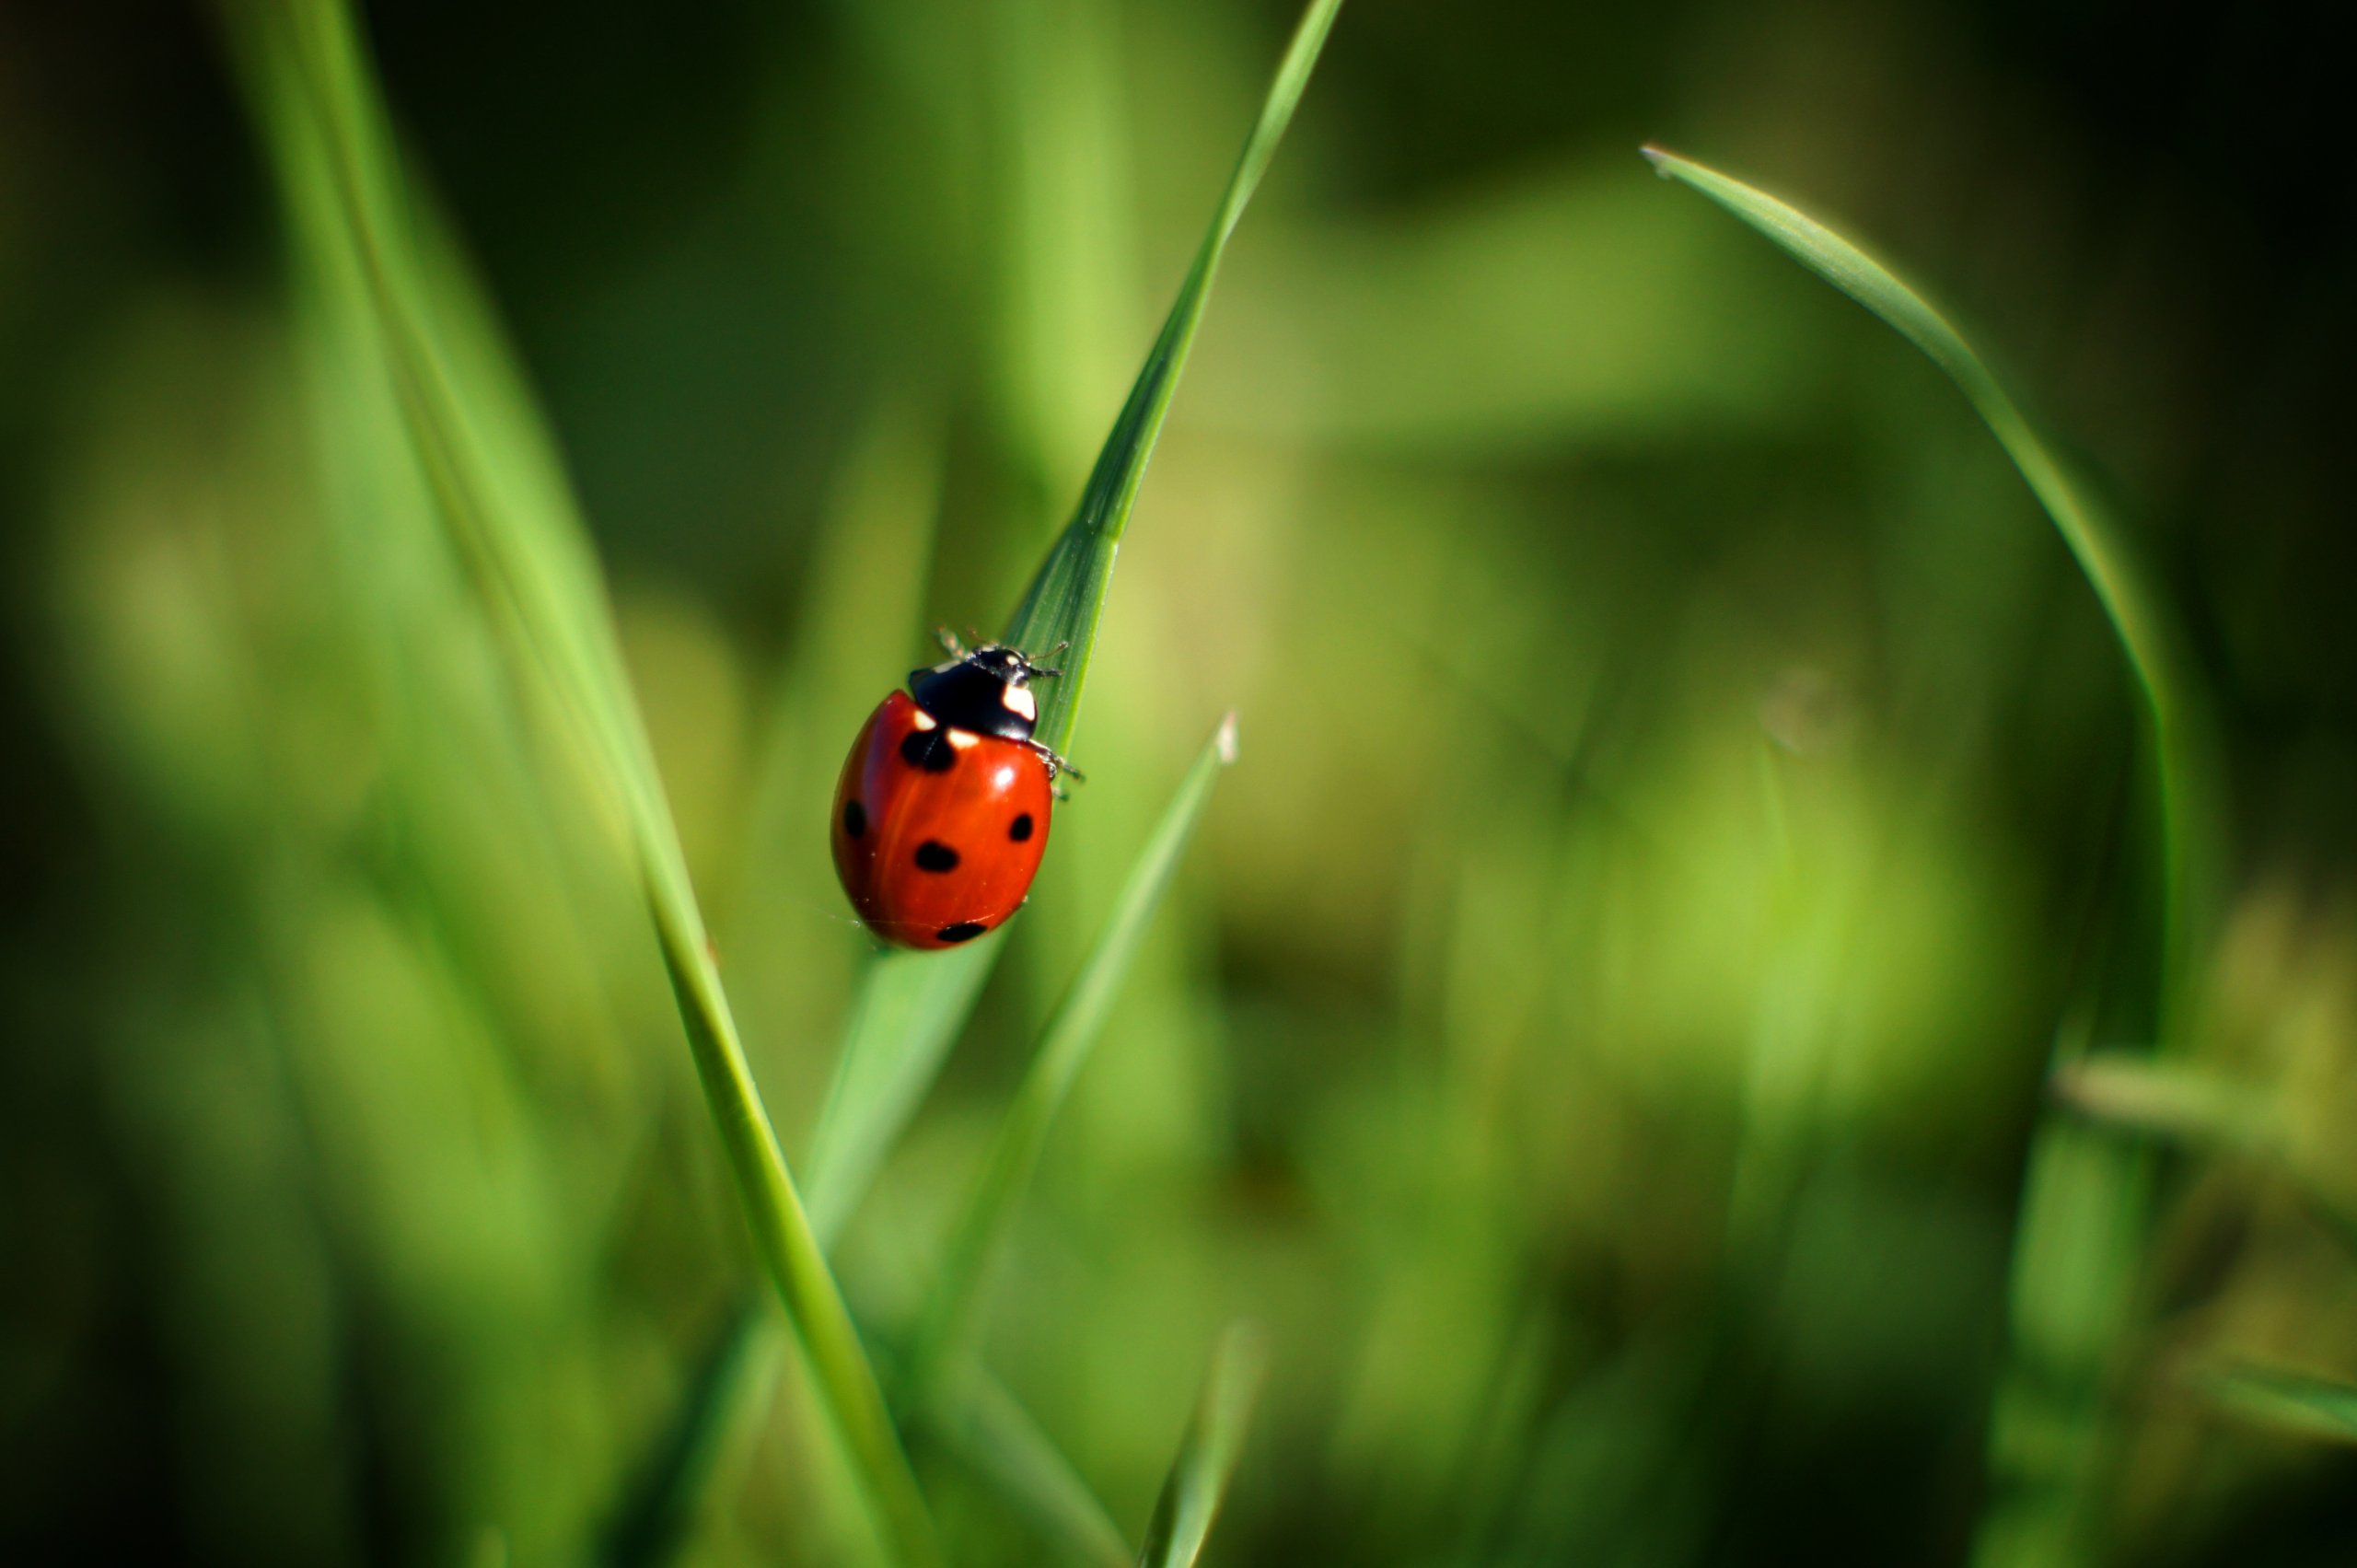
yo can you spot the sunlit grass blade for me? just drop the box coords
[1007,0,1343,755]
[907,715,1239,1400]
[800,0,1337,1239]
[1135,1325,1270,1568]
[2194,1365,2357,1446]
[799,0,1340,1231]
[591,9,1333,1557]
[2054,1053,2357,1251]
[2049,1052,2272,1156]
[232,4,936,1562]
[1638,145,2213,992]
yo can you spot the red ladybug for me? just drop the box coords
[830,639,1075,950]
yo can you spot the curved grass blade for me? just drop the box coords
[231,6,937,1562]
[1638,145,2213,995]
[1639,147,2223,1568]
[1135,1325,1271,1568]
[907,715,1239,1401]
[2195,1365,2357,1446]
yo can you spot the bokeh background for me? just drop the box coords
[5,0,2356,1563]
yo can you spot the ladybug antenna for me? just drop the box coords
[1031,641,1070,681]
[935,626,968,658]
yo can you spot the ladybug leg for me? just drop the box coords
[935,626,970,658]
[1022,738,1083,783]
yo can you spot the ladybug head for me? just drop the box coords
[964,643,1056,686]
[909,642,1061,741]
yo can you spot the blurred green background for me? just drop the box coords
[5,0,2356,1563]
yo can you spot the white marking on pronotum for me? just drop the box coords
[947,729,980,750]
[1002,685,1037,722]
[911,710,938,730]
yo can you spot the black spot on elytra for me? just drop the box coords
[1009,813,1034,842]
[935,922,987,944]
[842,799,866,839]
[900,727,956,772]
[914,840,960,873]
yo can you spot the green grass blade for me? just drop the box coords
[2054,1053,2357,1252]
[232,6,937,1562]
[594,10,1331,1556]
[1006,0,1343,755]
[908,716,1239,1400]
[800,0,1337,1248]
[1640,147,2225,1568]
[2195,1365,2357,1445]
[2049,1052,2273,1157]
[806,945,1002,1240]
[1638,145,2212,994]
[1135,1325,1271,1568]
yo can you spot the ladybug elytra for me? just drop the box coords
[830,637,1075,950]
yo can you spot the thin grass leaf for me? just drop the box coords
[2053,1053,2357,1253]
[908,715,1239,1400]
[593,12,1335,1560]
[806,948,1002,1239]
[1135,1325,1271,1568]
[2194,1365,2357,1446]
[1638,145,2213,995]
[232,4,937,1562]
[1641,150,2222,1568]
[1008,0,1344,753]
[800,0,1339,1254]
[2049,1052,2274,1157]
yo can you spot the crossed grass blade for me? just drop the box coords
[230,3,937,1562]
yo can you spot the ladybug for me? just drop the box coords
[830,636,1077,950]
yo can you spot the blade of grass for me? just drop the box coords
[592,8,1336,1560]
[1135,1325,1271,1568]
[232,5,938,1562]
[2194,1365,2357,1446]
[907,714,1239,1402]
[2053,1053,2357,1253]
[1007,0,1344,752]
[1641,147,2221,1568]
[2049,1052,2273,1157]
[800,0,1338,1237]
[1638,145,2213,1001]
